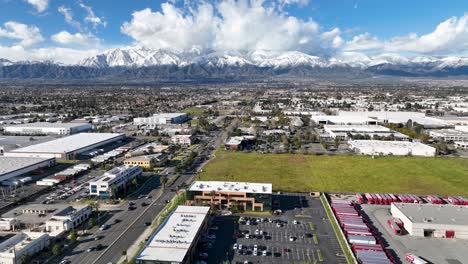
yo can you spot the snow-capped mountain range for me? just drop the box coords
[76,46,468,70]
[3,46,468,80]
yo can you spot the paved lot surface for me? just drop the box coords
[200,193,347,264]
[361,204,468,264]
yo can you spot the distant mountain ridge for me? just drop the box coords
[3,47,468,80]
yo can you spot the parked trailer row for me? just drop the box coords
[425,195,444,204]
[447,196,468,205]
[329,197,396,264]
[362,193,398,205]
[397,194,423,203]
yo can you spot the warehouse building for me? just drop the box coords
[0,156,55,183]
[337,111,450,128]
[3,122,91,136]
[171,134,194,146]
[0,232,50,264]
[312,115,377,125]
[349,140,436,157]
[186,181,272,211]
[45,205,92,236]
[323,125,409,140]
[135,206,210,264]
[134,113,189,128]
[391,203,468,239]
[4,133,125,160]
[0,136,54,154]
[429,129,468,142]
[89,165,142,198]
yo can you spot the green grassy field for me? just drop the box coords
[198,151,468,195]
[183,107,206,116]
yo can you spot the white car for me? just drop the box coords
[293,220,298,224]
[233,243,238,250]
[238,244,243,250]
[254,229,259,235]
[289,236,295,242]
[253,249,258,256]
[245,234,250,239]
[262,250,267,256]
[254,244,258,250]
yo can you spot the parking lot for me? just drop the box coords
[361,204,468,264]
[196,193,347,264]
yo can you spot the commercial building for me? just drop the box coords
[186,181,272,211]
[312,115,377,125]
[0,232,49,264]
[0,219,17,231]
[171,135,193,146]
[124,142,169,158]
[391,203,468,239]
[337,111,449,128]
[3,122,91,136]
[224,136,255,151]
[4,133,125,160]
[134,113,189,128]
[45,205,92,236]
[349,140,436,157]
[429,129,468,142]
[135,206,210,264]
[323,125,409,140]
[89,165,142,198]
[124,153,168,169]
[0,156,55,183]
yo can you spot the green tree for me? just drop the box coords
[160,175,168,189]
[88,217,96,227]
[69,229,77,242]
[52,244,61,256]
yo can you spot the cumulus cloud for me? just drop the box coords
[58,6,81,29]
[344,13,468,55]
[26,0,49,13]
[0,45,100,64]
[79,3,107,29]
[121,0,332,55]
[51,31,100,46]
[0,21,44,47]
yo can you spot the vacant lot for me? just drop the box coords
[198,151,468,195]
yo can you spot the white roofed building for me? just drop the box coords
[135,206,210,264]
[4,133,125,160]
[187,181,272,211]
[349,140,436,157]
[3,122,91,136]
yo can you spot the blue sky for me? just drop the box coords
[1,0,468,63]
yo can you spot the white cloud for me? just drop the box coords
[0,45,100,64]
[51,31,100,46]
[0,21,44,47]
[58,6,81,29]
[79,3,107,29]
[344,13,468,55]
[121,1,329,55]
[26,0,49,13]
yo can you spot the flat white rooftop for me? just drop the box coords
[392,203,468,226]
[0,156,53,176]
[189,181,273,194]
[137,206,210,263]
[324,125,391,132]
[4,122,88,128]
[8,133,123,154]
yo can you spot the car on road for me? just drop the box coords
[94,235,103,241]
[144,222,151,226]
[141,202,148,207]
[114,218,121,224]
[128,206,136,211]
[96,244,104,250]
[99,224,109,230]
[59,260,71,264]
[87,246,97,252]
